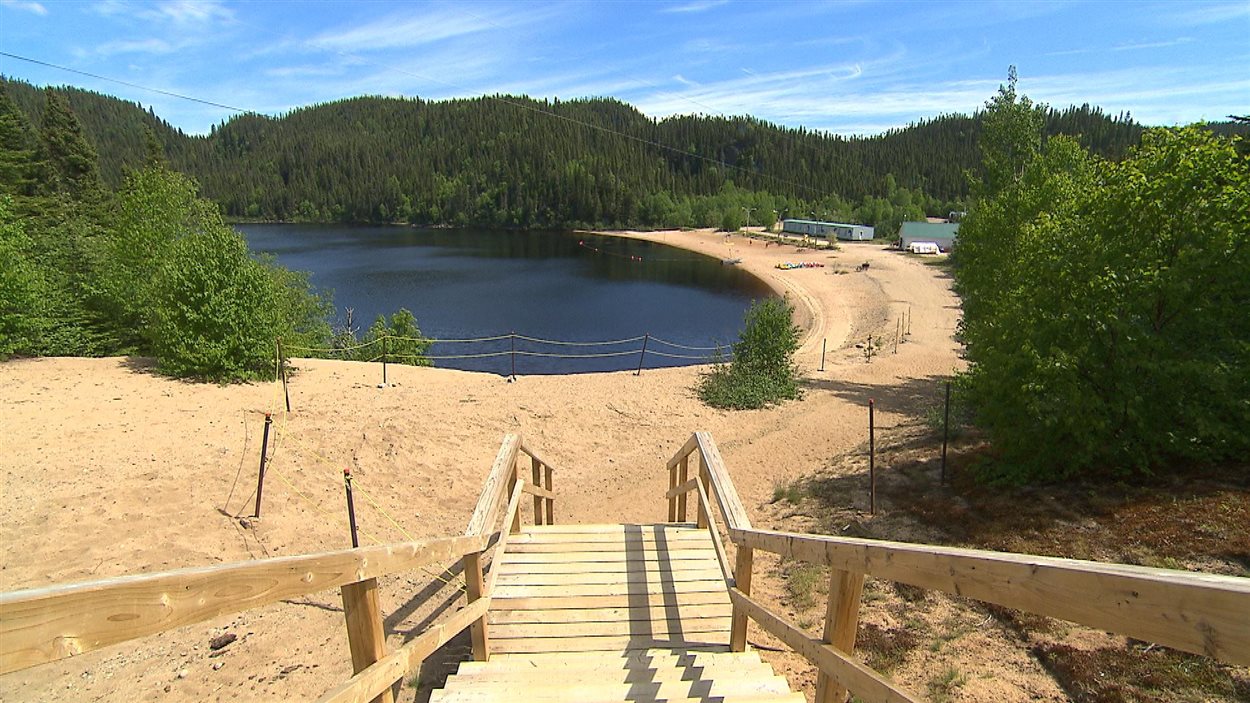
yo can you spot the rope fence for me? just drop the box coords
[281,330,738,380]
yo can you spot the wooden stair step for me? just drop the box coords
[490,615,732,639]
[432,675,793,701]
[491,635,733,654]
[493,567,726,586]
[488,603,732,625]
[490,591,730,610]
[454,650,763,673]
[444,663,777,684]
[519,523,700,533]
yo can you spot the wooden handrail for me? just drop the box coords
[733,527,1250,666]
[465,434,522,537]
[729,588,919,703]
[693,477,734,589]
[0,535,487,675]
[665,432,751,532]
[484,480,526,596]
[316,596,490,703]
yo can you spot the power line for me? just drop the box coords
[0,51,252,114]
[2,29,822,198]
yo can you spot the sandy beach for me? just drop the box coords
[0,228,999,701]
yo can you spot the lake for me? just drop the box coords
[237,225,774,375]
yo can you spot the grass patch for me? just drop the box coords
[784,561,826,611]
[927,667,968,702]
[1034,643,1250,703]
[771,479,805,505]
[856,622,922,674]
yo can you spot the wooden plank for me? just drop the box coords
[493,568,725,587]
[694,479,734,588]
[483,480,526,595]
[729,588,920,703]
[462,552,488,661]
[0,534,486,675]
[464,434,520,537]
[543,465,554,525]
[488,603,732,625]
[733,527,1250,666]
[490,615,732,639]
[440,670,785,690]
[694,431,752,532]
[315,597,489,703]
[521,523,698,533]
[666,477,701,500]
[339,578,394,703]
[455,649,760,669]
[512,530,711,544]
[433,692,802,703]
[668,464,678,522]
[491,635,736,655]
[493,580,726,599]
[445,662,775,683]
[730,547,753,653]
[677,457,689,523]
[507,541,715,554]
[494,561,723,576]
[666,433,701,470]
[815,569,864,703]
[518,442,560,477]
[491,591,730,611]
[496,549,718,564]
[531,457,545,525]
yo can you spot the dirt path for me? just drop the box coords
[0,229,1035,702]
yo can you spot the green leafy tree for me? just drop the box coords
[0,196,47,355]
[93,166,225,349]
[956,75,1250,481]
[699,297,801,409]
[147,223,283,380]
[361,308,432,366]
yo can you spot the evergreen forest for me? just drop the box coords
[2,75,1203,236]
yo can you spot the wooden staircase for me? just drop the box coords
[430,522,801,701]
[3,432,1247,703]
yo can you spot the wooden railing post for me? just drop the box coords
[668,461,678,522]
[677,455,689,522]
[508,463,522,535]
[463,552,489,661]
[339,578,395,703]
[531,457,544,526]
[730,546,753,652]
[544,464,554,524]
[814,569,865,703]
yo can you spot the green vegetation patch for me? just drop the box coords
[1034,643,1250,703]
[699,297,801,410]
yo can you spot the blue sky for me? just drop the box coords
[2,0,1247,136]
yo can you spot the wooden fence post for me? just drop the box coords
[340,577,395,703]
[730,547,754,652]
[677,456,690,523]
[544,464,554,524]
[696,453,708,530]
[814,569,865,703]
[531,456,544,525]
[509,463,522,535]
[463,552,489,661]
[668,462,678,522]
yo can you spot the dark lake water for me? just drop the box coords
[237,225,774,375]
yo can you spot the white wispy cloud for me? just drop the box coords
[310,5,554,53]
[91,0,232,24]
[94,37,176,56]
[1049,36,1196,57]
[0,0,47,15]
[1161,1,1250,27]
[661,0,728,13]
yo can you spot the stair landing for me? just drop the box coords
[489,523,732,654]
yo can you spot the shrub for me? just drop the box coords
[362,308,432,366]
[147,224,283,380]
[699,297,801,409]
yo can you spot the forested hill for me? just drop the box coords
[5,76,1222,229]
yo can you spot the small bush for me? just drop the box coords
[699,297,801,409]
[363,308,432,366]
[148,225,283,380]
